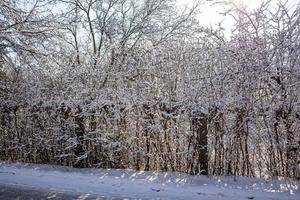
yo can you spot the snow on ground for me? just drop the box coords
[0,162,299,200]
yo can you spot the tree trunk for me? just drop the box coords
[191,111,208,175]
[74,106,85,168]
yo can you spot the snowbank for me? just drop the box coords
[0,162,299,200]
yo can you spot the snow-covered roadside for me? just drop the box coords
[0,162,299,200]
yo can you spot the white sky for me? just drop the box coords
[20,0,299,38]
[177,0,299,35]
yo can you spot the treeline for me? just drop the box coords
[0,0,299,178]
[0,101,210,174]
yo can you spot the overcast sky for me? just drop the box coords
[19,0,300,38]
[177,0,299,36]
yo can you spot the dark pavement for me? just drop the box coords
[0,184,133,200]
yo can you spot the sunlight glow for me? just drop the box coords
[177,0,299,35]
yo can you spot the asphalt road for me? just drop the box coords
[0,184,131,200]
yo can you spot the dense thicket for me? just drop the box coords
[0,0,299,178]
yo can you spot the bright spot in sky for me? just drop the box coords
[176,0,264,33]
